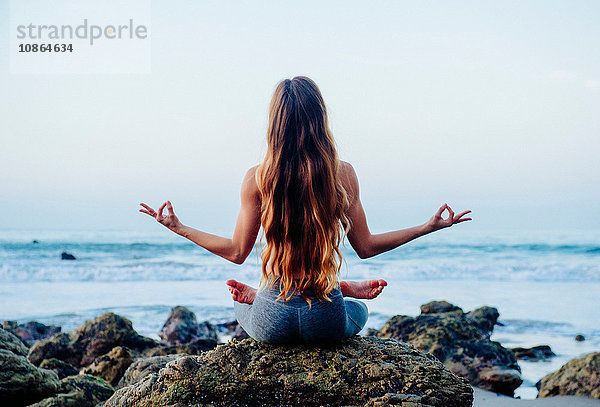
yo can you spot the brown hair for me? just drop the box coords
[256,76,350,305]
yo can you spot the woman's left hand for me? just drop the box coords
[426,204,471,232]
[139,201,183,232]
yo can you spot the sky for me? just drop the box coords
[1,0,599,235]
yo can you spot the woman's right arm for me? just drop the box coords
[340,162,471,259]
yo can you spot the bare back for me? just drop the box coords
[243,161,367,278]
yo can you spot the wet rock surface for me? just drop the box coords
[105,336,473,407]
[370,301,521,396]
[537,352,600,398]
[30,374,114,407]
[0,327,60,406]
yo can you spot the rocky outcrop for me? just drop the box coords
[0,327,60,406]
[370,301,521,397]
[105,337,473,407]
[537,352,600,398]
[81,346,135,386]
[158,305,218,344]
[142,338,217,356]
[28,312,158,367]
[61,252,76,260]
[217,320,250,340]
[420,300,462,315]
[30,374,114,407]
[39,358,79,379]
[511,345,555,361]
[2,320,61,347]
[0,326,29,356]
[117,354,183,389]
[466,306,500,334]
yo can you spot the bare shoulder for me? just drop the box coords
[241,165,260,198]
[339,161,359,203]
[339,161,358,185]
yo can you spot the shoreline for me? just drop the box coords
[1,279,600,400]
[474,387,600,406]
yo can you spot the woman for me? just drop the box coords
[140,76,471,344]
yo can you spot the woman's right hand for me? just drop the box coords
[139,201,183,233]
[425,204,472,232]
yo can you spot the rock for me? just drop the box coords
[0,326,29,356]
[105,336,473,407]
[2,320,61,346]
[373,302,521,397]
[32,240,40,244]
[81,346,134,386]
[39,358,79,379]
[61,252,76,260]
[217,320,250,341]
[365,393,435,406]
[365,327,379,337]
[420,300,463,314]
[143,337,217,356]
[158,305,218,345]
[466,306,500,334]
[28,312,158,367]
[117,354,182,389]
[30,374,114,407]
[0,327,60,406]
[510,345,555,361]
[537,352,600,398]
[575,334,585,342]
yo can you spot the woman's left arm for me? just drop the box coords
[139,167,261,264]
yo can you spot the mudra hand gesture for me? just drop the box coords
[139,201,182,232]
[426,204,471,232]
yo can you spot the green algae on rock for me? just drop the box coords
[105,336,473,407]
[372,302,521,397]
[537,352,600,399]
[29,374,114,407]
[117,354,183,389]
[0,327,60,407]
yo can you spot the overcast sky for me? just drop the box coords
[1,0,599,235]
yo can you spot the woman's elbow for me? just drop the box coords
[229,250,250,264]
[230,254,246,264]
[355,247,375,259]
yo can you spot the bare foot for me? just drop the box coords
[226,280,257,304]
[339,279,388,299]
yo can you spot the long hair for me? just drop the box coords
[256,76,351,305]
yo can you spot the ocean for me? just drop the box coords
[0,228,598,399]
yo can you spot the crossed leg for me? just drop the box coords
[226,279,387,305]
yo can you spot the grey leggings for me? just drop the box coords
[234,284,368,344]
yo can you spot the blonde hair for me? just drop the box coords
[256,76,351,306]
